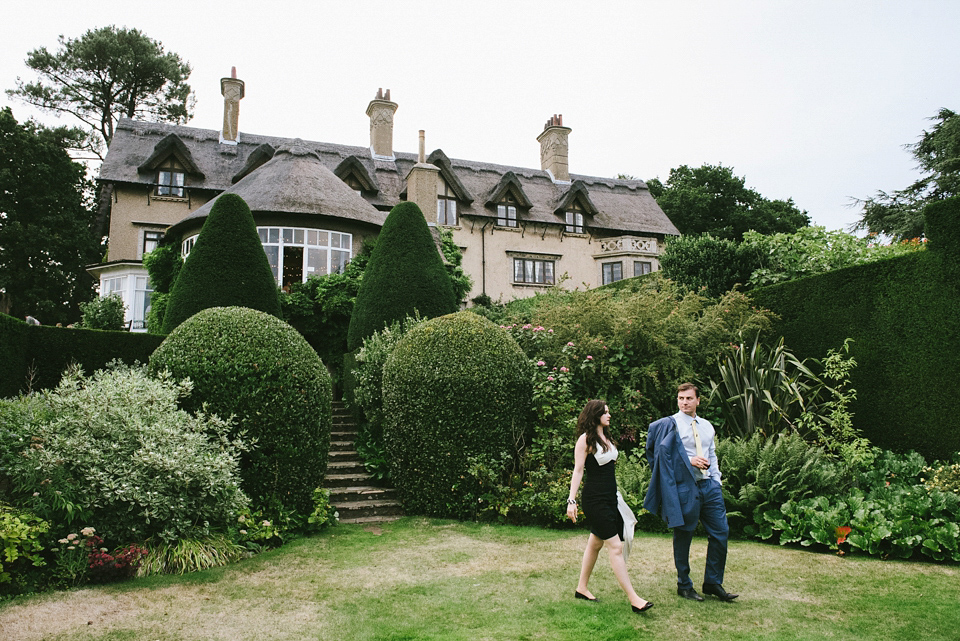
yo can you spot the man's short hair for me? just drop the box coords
[677,382,699,398]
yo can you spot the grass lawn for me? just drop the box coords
[2,517,957,641]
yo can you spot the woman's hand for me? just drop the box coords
[566,502,577,522]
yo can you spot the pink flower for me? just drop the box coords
[548,329,554,333]
[536,360,546,366]
[586,355,593,361]
[547,376,555,381]
[567,342,575,347]
[560,367,569,373]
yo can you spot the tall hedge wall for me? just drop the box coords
[749,198,960,459]
[0,313,163,397]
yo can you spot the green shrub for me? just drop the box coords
[659,234,759,297]
[150,306,332,516]
[143,242,183,333]
[382,312,533,518]
[346,201,457,351]
[0,504,49,592]
[348,315,425,481]
[1,364,249,544]
[161,194,281,333]
[79,293,127,330]
[0,314,28,397]
[716,432,850,537]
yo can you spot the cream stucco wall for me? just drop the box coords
[106,187,214,261]
[448,218,664,303]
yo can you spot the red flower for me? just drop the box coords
[835,526,852,544]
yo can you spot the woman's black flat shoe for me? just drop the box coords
[632,601,654,613]
[575,591,597,601]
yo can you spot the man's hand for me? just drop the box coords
[690,456,710,470]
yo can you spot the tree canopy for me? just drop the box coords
[6,25,193,159]
[0,107,99,324]
[854,108,960,241]
[648,163,809,240]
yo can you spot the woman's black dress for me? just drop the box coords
[581,448,624,541]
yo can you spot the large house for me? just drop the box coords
[90,70,679,330]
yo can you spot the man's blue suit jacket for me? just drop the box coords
[642,416,701,531]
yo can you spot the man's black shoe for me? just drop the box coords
[677,587,704,601]
[702,584,739,602]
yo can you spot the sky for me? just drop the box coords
[2,0,959,232]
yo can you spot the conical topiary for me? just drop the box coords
[161,193,281,333]
[346,201,458,350]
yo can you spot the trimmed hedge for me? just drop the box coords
[750,198,960,458]
[382,312,533,518]
[149,307,331,515]
[162,194,281,334]
[346,201,457,351]
[0,313,163,397]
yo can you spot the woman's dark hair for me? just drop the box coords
[576,399,614,454]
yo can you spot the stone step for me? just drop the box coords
[327,459,366,472]
[328,486,398,502]
[338,514,404,525]
[325,472,375,488]
[329,451,362,463]
[333,500,404,521]
[330,440,355,452]
[330,431,358,442]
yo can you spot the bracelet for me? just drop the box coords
[567,499,577,505]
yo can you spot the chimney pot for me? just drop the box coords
[220,71,245,145]
[537,114,572,182]
[366,89,398,159]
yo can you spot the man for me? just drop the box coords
[643,383,738,602]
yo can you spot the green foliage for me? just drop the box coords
[438,227,473,302]
[0,504,49,589]
[855,108,960,241]
[347,315,425,481]
[922,461,960,494]
[307,488,339,531]
[79,293,126,330]
[138,535,246,576]
[750,246,960,459]
[149,306,332,516]
[743,227,925,288]
[716,432,850,537]
[0,364,249,546]
[648,163,809,240]
[347,201,458,351]
[143,242,182,332]
[280,241,372,386]
[0,318,163,397]
[7,25,193,158]
[0,108,99,325]
[659,234,759,297]
[162,194,281,333]
[923,196,960,280]
[382,312,533,518]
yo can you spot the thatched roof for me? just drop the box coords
[101,118,679,237]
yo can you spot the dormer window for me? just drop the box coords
[156,158,185,197]
[565,201,585,233]
[497,194,519,227]
[343,175,364,197]
[437,178,458,226]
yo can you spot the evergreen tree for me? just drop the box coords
[347,202,457,350]
[161,194,280,333]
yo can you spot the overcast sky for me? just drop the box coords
[3,0,958,232]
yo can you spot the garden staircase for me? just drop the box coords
[325,401,403,524]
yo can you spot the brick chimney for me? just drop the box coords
[406,129,439,223]
[366,88,398,159]
[220,67,245,145]
[537,114,571,182]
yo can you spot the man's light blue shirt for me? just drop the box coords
[673,411,721,483]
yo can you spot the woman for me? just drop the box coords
[566,399,653,613]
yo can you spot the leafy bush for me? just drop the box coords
[150,306,332,516]
[142,242,182,333]
[0,504,48,591]
[922,461,960,494]
[78,293,126,330]
[1,364,249,544]
[162,193,281,333]
[382,312,533,518]
[438,227,473,303]
[659,234,759,297]
[716,432,850,537]
[347,315,425,481]
[346,201,457,351]
[138,535,247,576]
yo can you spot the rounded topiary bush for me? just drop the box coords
[382,311,533,518]
[149,306,331,515]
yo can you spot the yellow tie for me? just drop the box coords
[691,418,704,459]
